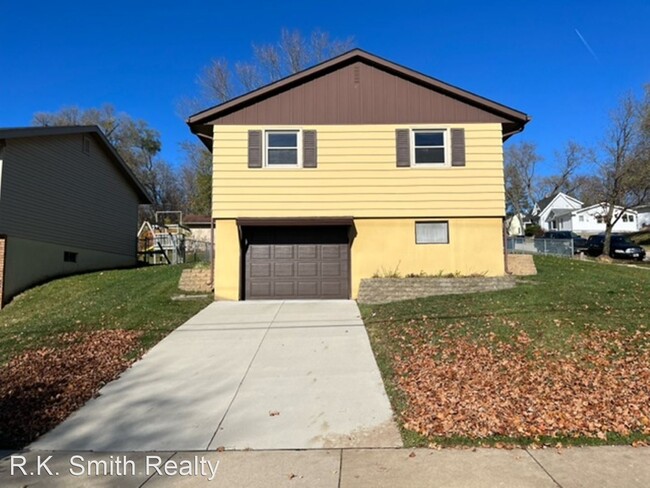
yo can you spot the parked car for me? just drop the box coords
[541,231,589,253]
[586,234,646,261]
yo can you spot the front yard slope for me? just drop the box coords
[361,256,650,447]
[0,265,211,448]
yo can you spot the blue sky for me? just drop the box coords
[1,1,649,175]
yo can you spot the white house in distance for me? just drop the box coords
[634,204,650,228]
[532,193,583,231]
[534,192,640,234]
[505,213,531,236]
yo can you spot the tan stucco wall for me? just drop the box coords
[350,218,505,298]
[3,236,136,302]
[212,217,505,301]
[214,220,240,300]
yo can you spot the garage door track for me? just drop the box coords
[31,300,402,451]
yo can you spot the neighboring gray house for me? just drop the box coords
[0,126,151,307]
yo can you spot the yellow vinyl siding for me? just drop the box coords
[212,124,505,219]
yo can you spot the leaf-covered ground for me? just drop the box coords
[361,256,650,447]
[0,265,211,448]
[0,330,139,448]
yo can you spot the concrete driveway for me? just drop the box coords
[30,300,402,451]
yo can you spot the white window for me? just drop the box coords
[629,214,634,222]
[415,221,449,244]
[412,130,447,165]
[579,215,585,222]
[265,131,300,167]
[622,214,628,222]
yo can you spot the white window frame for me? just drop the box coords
[264,129,302,168]
[411,129,450,167]
[415,221,449,245]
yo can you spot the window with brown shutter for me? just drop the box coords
[396,129,410,167]
[303,130,317,168]
[248,130,262,168]
[451,128,466,167]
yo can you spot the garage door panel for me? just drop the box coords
[274,262,295,277]
[249,282,271,297]
[321,245,343,259]
[244,226,350,300]
[273,245,295,259]
[321,262,343,276]
[297,245,317,259]
[298,262,318,277]
[297,281,318,296]
[274,281,296,296]
[250,262,271,277]
[251,245,271,259]
[322,281,347,297]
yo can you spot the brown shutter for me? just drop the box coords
[303,130,317,168]
[451,128,466,167]
[248,130,262,168]
[396,129,410,167]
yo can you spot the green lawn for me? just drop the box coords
[361,255,650,448]
[0,265,212,365]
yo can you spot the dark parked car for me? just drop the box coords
[586,234,646,261]
[540,231,589,253]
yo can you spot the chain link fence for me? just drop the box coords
[506,237,574,257]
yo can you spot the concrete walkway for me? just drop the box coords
[30,301,401,451]
[2,446,649,487]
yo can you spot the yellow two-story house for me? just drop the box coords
[188,49,529,300]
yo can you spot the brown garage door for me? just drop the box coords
[243,226,350,300]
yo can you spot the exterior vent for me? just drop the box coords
[82,135,91,155]
[64,251,78,263]
[353,65,360,84]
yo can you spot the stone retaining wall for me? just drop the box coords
[357,276,517,304]
[179,268,212,293]
[506,254,537,276]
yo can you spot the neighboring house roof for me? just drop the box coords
[534,192,584,214]
[633,204,650,213]
[535,195,555,213]
[184,214,212,225]
[573,203,638,215]
[187,49,530,149]
[0,125,152,204]
[548,208,574,219]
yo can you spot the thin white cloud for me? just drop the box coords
[575,28,600,63]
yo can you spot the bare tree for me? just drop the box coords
[189,28,354,109]
[279,29,310,73]
[253,44,283,84]
[571,174,608,206]
[179,140,212,215]
[198,58,233,104]
[235,62,262,92]
[596,91,650,256]
[504,141,542,233]
[536,141,591,200]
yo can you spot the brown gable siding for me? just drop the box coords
[211,62,511,127]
